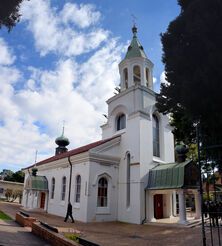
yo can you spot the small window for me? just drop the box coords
[116,114,126,131]
[146,68,149,87]
[97,177,108,207]
[153,115,160,157]
[51,177,55,199]
[133,65,141,84]
[75,175,81,203]
[123,68,128,89]
[61,176,66,201]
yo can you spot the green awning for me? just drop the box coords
[146,160,199,190]
[25,175,48,191]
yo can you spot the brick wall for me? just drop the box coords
[32,222,79,246]
[15,212,36,227]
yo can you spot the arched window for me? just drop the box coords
[116,114,126,131]
[126,153,130,208]
[153,115,160,157]
[145,68,149,87]
[75,175,81,203]
[133,65,141,84]
[123,68,128,89]
[97,177,108,207]
[51,177,55,199]
[61,176,66,201]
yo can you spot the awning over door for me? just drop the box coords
[25,175,48,191]
[146,160,199,190]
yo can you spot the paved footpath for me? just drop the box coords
[0,201,220,246]
[0,218,50,246]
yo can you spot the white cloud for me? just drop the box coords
[0,38,15,65]
[0,0,125,170]
[20,0,108,56]
[61,3,101,28]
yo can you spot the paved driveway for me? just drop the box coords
[0,201,219,246]
[0,219,50,246]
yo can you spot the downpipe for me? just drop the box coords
[141,189,147,224]
[68,156,73,203]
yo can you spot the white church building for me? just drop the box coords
[22,26,200,225]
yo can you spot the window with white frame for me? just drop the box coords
[75,175,81,203]
[116,114,126,131]
[153,114,160,157]
[61,176,66,201]
[97,177,108,207]
[51,177,55,199]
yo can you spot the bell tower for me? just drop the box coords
[100,25,175,224]
[119,25,154,91]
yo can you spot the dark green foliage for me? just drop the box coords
[157,0,222,166]
[0,0,27,31]
[4,170,24,183]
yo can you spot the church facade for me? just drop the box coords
[22,27,200,224]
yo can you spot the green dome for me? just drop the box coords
[175,144,188,155]
[55,135,70,147]
[125,25,148,59]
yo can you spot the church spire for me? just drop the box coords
[118,25,154,91]
[124,25,147,60]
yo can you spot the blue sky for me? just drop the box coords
[0,0,180,172]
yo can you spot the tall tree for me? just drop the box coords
[0,0,27,31]
[4,170,24,183]
[157,0,222,165]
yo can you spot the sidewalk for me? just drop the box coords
[0,218,50,246]
[0,201,207,246]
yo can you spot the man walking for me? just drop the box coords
[64,202,75,223]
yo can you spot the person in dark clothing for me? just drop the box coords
[64,202,75,223]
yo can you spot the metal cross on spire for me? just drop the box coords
[34,150,38,165]
[131,14,137,26]
[131,14,138,37]
[62,120,66,136]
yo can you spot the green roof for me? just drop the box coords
[25,175,48,191]
[146,160,199,190]
[125,26,147,59]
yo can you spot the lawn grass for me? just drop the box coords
[0,211,12,220]
[64,233,80,243]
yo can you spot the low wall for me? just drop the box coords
[15,212,36,227]
[32,222,79,246]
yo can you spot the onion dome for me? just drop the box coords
[175,143,189,163]
[55,126,70,147]
[55,126,70,155]
[31,167,38,176]
[55,135,70,147]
